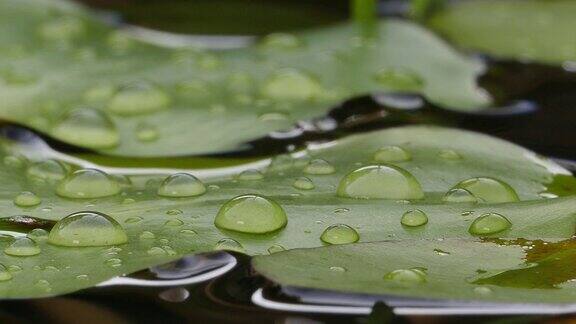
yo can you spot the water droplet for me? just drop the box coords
[473,286,493,296]
[236,169,264,181]
[215,194,287,234]
[107,82,171,116]
[147,247,166,255]
[76,274,89,280]
[51,108,119,149]
[293,177,315,190]
[13,192,41,207]
[329,266,347,272]
[469,212,512,236]
[337,165,424,199]
[214,238,244,252]
[48,211,128,247]
[374,146,411,162]
[135,122,159,142]
[157,173,206,198]
[27,159,68,181]
[383,268,427,284]
[164,219,184,227]
[438,149,463,161]
[139,231,155,239]
[334,207,350,214]
[4,237,40,256]
[27,228,49,240]
[450,177,519,203]
[268,154,293,171]
[320,224,359,245]
[0,264,12,281]
[442,188,478,203]
[260,33,302,49]
[261,69,323,101]
[39,17,84,42]
[105,258,122,268]
[303,159,335,175]
[180,229,197,235]
[401,209,428,227]
[56,169,121,199]
[433,248,450,256]
[124,217,142,224]
[258,112,289,122]
[374,68,423,91]
[166,209,183,216]
[267,244,286,254]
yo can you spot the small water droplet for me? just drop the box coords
[124,217,142,224]
[433,248,450,256]
[337,165,424,199]
[293,177,315,190]
[469,212,512,236]
[107,82,170,116]
[139,231,156,239]
[56,169,121,199]
[122,198,136,204]
[166,209,183,216]
[374,68,423,91]
[157,173,206,198]
[261,69,323,101]
[215,194,287,234]
[443,188,478,203]
[48,211,128,247]
[26,159,68,181]
[51,108,119,149]
[13,192,41,207]
[401,209,428,227]
[450,177,519,203]
[268,154,293,171]
[267,244,286,254]
[320,224,359,245]
[214,238,244,252]
[134,122,160,142]
[438,149,463,161]
[147,247,166,255]
[4,237,40,256]
[27,228,49,241]
[333,207,350,214]
[76,274,89,280]
[164,219,184,227]
[329,266,347,272]
[374,146,411,162]
[473,286,493,296]
[303,159,335,175]
[383,268,427,284]
[236,169,264,181]
[105,258,122,268]
[179,229,197,235]
[0,264,12,281]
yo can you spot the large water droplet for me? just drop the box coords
[261,69,323,101]
[383,268,427,284]
[401,209,428,227]
[215,194,287,234]
[214,238,244,252]
[320,224,359,245]
[13,191,41,207]
[303,159,335,175]
[293,177,315,190]
[468,212,512,236]
[337,165,424,199]
[48,211,128,246]
[374,146,411,162]
[157,173,206,198]
[51,108,119,149]
[450,177,519,203]
[374,68,423,91]
[56,169,121,199]
[26,159,68,181]
[4,237,40,256]
[107,82,171,116]
[442,188,478,203]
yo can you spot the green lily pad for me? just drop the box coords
[253,238,576,304]
[0,0,489,157]
[428,0,576,64]
[0,125,572,298]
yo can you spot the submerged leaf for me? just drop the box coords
[0,0,489,156]
[429,0,576,64]
[0,126,572,298]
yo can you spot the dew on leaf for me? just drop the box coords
[0,264,13,282]
[442,188,478,203]
[107,81,171,116]
[267,244,286,254]
[135,122,160,142]
[337,165,424,199]
[4,237,40,256]
[303,159,335,175]
[214,238,244,252]
[373,145,412,162]
[236,169,264,181]
[401,209,428,227]
[438,149,463,161]
[469,212,512,236]
[292,177,315,190]
[56,169,121,199]
[383,268,427,284]
[26,159,68,181]
[261,69,323,101]
[48,211,128,247]
[157,173,206,198]
[450,177,519,203]
[215,194,287,234]
[50,108,119,149]
[320,224,359,245]
[13,191,41,207]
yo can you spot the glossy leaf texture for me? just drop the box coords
[0,0,489,157]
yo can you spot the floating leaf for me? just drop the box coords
[0,0,489,157]
[0,125,572,298]
[428,0,576,64]
[253,238,576,304]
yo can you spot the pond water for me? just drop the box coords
[2,0,576,322]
